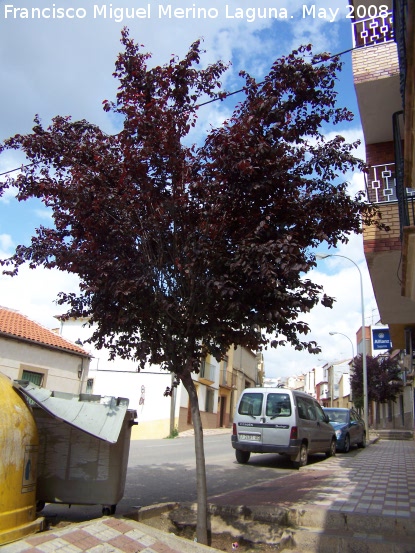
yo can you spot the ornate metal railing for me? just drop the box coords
[366,111,415,238]
[366,163,398,203]
[352,11,394,47]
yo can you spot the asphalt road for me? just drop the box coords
[122,432,296,508]
[39,432,325,525]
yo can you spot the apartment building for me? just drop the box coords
[177,345,260,432]
[350,0,414,428]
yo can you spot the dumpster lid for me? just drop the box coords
[13,380,130,443]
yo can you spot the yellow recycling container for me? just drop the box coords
[0,373,44,545]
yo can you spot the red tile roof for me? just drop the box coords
[0,306,88,356]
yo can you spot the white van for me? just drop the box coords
[232,388,336,468]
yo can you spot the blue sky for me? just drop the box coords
[0,0,380,378]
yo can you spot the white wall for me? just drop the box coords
[313,365,327,386]
[88,367,175,423]
[59,318,181,438]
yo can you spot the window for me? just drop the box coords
[265,393,291,417]
[20,370,44,406]
[314,402,327,423]
[86,379,94,394]
[205,389,215,413]
[296,396,317,420]
[238,392,263,416]
[22,370,44,387]
[306,400,317,421]
[200,359,206,378]
[296,397,308,420]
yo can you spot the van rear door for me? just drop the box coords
[261,391,292,447]
[236,390,264,444]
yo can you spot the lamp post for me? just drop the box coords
[329,331,355,360]
[316,253,369,434]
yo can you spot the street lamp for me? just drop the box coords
[316,253,369,434]
[329,331,355,360]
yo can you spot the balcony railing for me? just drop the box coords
[393,0,408,103]
[366,163,398,204]
[352,11,394,48]
[365,116,415,239]
[199,360,216,383]
[220,369,236,388]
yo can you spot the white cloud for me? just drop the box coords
[0,0,349,141]
[33,208,53,221]
[0,264,80,328]
[0,234,13,251]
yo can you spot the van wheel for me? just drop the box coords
[235,450,251,464]
[292,443,308,469]
[326,438,336,458]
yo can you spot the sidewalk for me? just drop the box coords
[178,427,232,437]
[2,437,415,552]
[209,437,415,518]
[0,516,224,553]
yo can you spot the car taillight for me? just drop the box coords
[232,423,237,435]
[290,426,298,440]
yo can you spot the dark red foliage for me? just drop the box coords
[0,32,381,375]
[351,354,403,407]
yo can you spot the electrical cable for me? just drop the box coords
[0,42,368,178]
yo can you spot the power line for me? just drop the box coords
[0,43,363,178]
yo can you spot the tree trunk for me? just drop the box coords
[181,368,208,545]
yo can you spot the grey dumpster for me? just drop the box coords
[13,381,137,516]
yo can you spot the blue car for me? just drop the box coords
[323,408,366,453]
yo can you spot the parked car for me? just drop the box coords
[323,408,366,453]
[232,388,337,469]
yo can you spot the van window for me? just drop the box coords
[296,396,317,421]
[239,392,263,416]
[314,402,327,422]
[296,396,308,420]
[305,398,317,420]
[265,393,291,417]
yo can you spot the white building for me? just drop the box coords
[57,317,178,439]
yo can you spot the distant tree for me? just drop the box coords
[0,31,382,544]
[351,354,403,408]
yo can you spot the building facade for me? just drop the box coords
[177,345,261,433]
[58,316,180,439]
[58,316,261,437]
[0,306,90,394]
[350,0,415,429]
